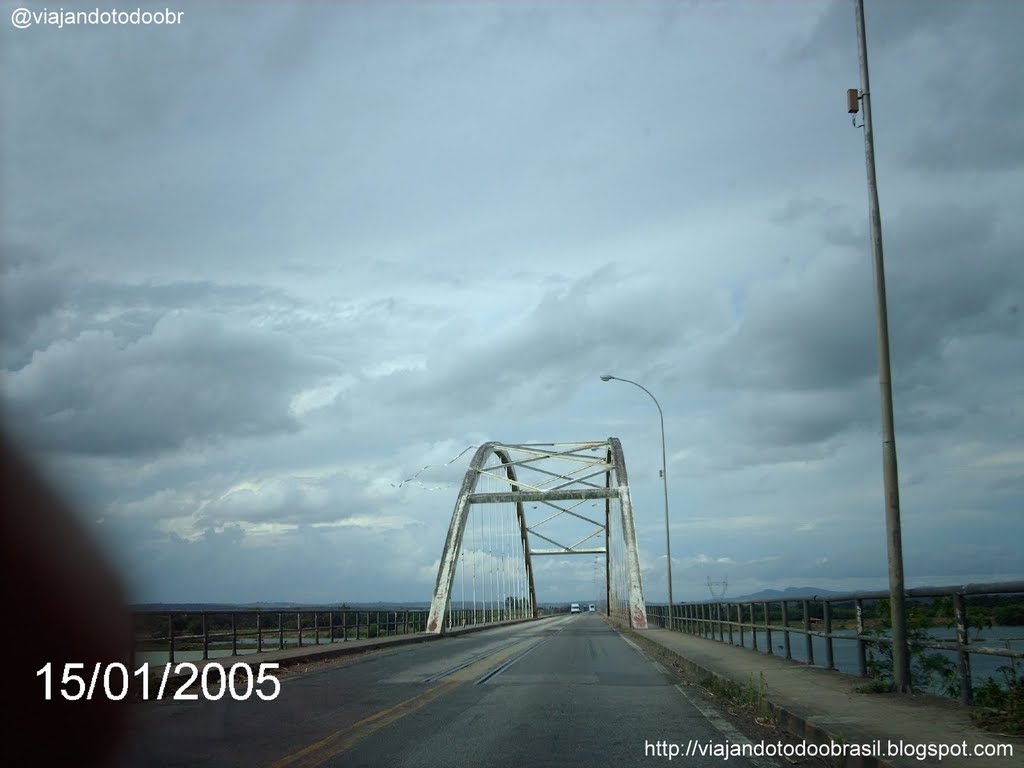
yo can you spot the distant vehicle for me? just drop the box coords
[570,603,581,613]
[588,604,596,612]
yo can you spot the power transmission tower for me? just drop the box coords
[707,576,728,600]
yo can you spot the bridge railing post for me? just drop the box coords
[168,615,175,664]
[231,612,237,656]
[763,601,772,655]
[726,603,734,644]
[823,600,834,670]
[202,612,209,660]
[802,600,814,665]
[257,611,262,653]
[781,601,792,660]
[750,604,758,651]
[954,593,973,705]
[855,599,866,676]
[278,612,284,651]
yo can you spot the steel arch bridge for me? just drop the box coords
[426,439,648,634]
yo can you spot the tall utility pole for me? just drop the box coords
[852,0,911,692]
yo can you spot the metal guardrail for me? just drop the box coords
[132,607,537,664]
[646,581,1024,706]
[133,609,433,663]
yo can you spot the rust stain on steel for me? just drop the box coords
[633,604,648,630]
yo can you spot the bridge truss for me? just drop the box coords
[426,439,648,633]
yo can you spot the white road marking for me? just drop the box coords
[673,683,781,768]
[619,630,780,768]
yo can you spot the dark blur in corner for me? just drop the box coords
[1,431,133,767]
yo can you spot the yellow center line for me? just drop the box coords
[269,680,459,768]
[267,634,545,768]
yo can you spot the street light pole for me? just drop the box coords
[851,0,910,692]
[601,375,673,627]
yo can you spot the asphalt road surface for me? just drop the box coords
[120,613,764,768]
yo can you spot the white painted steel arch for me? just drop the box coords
[426,439,648,634]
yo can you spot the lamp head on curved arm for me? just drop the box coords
[600,375,614,382]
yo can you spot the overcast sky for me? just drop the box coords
[2,0,1021,606]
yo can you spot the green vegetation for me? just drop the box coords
[993,604,1024,626]
[700,672,771,720]
[854,599,1023,735]
[861,600,959,697]
[971,657,1023,736]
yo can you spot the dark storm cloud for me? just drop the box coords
[736,388,876,449]
[792,0,963,62]
[351,262,731,435]
[0,252,309,368]
[899,2,1024,173]
[709,252,877,393]
[794,0,1024,173]
[193,470,401,528]
[882,205,1022,388]
[107,516,437,604]
[710,201,1022,450]
[3,309,337,457]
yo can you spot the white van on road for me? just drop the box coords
[570,603,581,613]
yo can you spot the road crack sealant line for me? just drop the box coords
[474,626,565,685]
[422,638,527,682]
[423,616,569,683]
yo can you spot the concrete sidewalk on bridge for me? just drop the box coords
[629,626,1021,768]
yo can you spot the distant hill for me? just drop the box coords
[733,587,841,600]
